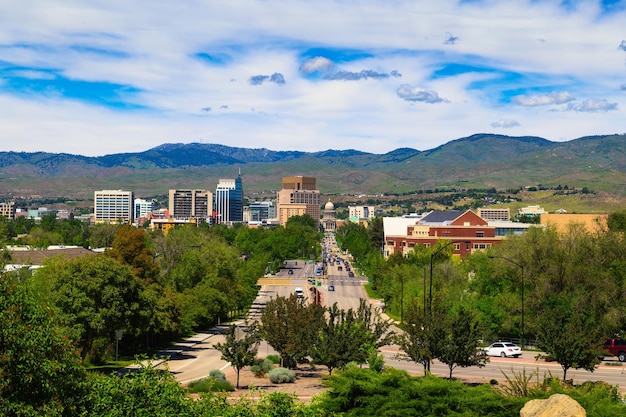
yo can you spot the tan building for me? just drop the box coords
[540,213,608,234]
[168,189,213,221]
[349,205,375,223]
[477,207,510,221]
[0,202,16,220]
[276,176,320,226]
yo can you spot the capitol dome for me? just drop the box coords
[324,200,335,210]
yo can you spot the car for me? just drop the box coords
[288,269,293,275]
[484,342,522,358]
[602,338,626,362]
[348,271,355,277]
[294,287,304,298]
[337,265,343,271]
[328,285,335,291]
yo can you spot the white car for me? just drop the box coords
[484,342,522,358]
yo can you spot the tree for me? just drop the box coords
[214,321,260,388]
[49,255,147,362]
[260,295,325,367]
[607,209,626,232]
[311,300,393,374]
[536,295,602,381]
[434,305,488,379]
[0,274,89,416]
[397,301,436,375]
[106,225,159,283]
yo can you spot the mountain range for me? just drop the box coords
[1,133,625,200]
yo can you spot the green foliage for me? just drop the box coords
[251,358,275,377]
[214,321,260,388]
[315,366,526,417]
[311,300,394,374]
[45,255,147,362]
[607,209,626,232]
[86,364,199,416]
[208,369,225,381]
[434,304,488,379]
[187,376,234,393]
[268,367,296,384]
[0,275,89,417]
[260,295,325,367]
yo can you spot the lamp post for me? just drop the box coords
[489,255,525,348]
[429,241,455,314]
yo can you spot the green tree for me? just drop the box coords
[397,301,437,375]
[260,295,325,367]
[311,300,393,374]
[607,209,626,232]
[214,321,260,388]
[48,255,147,362]
[536,295,603,381]
[434,304,488,379]
[0,274,89,416]
[106,225,159,283]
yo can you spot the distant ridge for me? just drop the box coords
[1,133,625,198]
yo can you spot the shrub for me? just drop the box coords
[266,355,281,364]
[251,358,274,377]
[269,367,296,384]
[187,377,234,393]
[209,369,226,381]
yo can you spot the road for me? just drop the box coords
[147,235,626,391]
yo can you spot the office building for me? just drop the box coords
[168,189,212,221]
[0,202,16,220]
[94,190,133,224]
[277,176,320,226]
[215,175,244,224]
[349,205,375,223]
[134,198,154,220]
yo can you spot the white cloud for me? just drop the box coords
[299,57,335,74]
[512,92,575,107]
[0,0,624,155]
[565,98,618,112]
[397,84,448,104]
[490,119,520,128]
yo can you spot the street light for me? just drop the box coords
[489,255,525,348]
[429,241,455,314]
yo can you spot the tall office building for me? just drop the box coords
[215,174,243,224]
[277,176,320,226]
[94,190,133,224]
[246,201,275,222]
[0,202,16,220]
[168,189,212,220]
[134,198,155,220]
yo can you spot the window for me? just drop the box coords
[476,231,484,238]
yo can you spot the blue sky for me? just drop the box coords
[0,0,625,156]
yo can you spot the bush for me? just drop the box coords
[209,369,226,381]
[251,358,274,377]
[187,377,234,393]
[269,367,296,384]
[266,354,281,364]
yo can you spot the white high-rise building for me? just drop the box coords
[94,190,133,224]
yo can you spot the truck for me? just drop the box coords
[602,338,626,362]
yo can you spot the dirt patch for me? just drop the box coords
[223,365,330,401]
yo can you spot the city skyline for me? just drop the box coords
[1,1,625,156]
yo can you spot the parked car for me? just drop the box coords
[484,342,522,358]
[328,285,335,291]
[348,271,355,277]
[602,338,626,362]
[288,269,293,275]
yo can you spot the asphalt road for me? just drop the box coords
[142,239,626,390]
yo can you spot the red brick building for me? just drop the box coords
[384,210,505,257]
